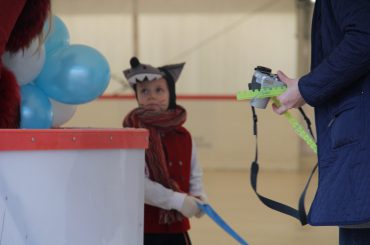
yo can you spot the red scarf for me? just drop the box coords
[123,105,187,224]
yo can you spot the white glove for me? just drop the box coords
[180,195,202,218]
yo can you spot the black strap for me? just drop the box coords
[250,106,318,226]
[298,107,315,138]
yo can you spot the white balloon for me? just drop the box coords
[51,99,77,127]
[2,38,46,85]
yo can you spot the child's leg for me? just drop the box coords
[144,232,192,245]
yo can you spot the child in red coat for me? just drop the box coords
[123,57,207,245]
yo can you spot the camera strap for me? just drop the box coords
[250,105,318,225]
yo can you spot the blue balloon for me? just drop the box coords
[44,15,70,54]
[20,84,53,129]
[35,44,110,104]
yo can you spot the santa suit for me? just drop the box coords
[0,0,50,128]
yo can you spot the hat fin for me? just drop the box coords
[159,63,185,83]
[130,57,140,68]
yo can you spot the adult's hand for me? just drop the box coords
[272,70,306,115]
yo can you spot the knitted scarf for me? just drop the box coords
[123,105,187,224]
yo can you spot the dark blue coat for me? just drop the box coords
[299,0,370,226]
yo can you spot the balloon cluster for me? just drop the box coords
[2,16,110,129]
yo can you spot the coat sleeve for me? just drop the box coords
[144,177,186,211]
[299,0,370,107]
[189,139,206,198]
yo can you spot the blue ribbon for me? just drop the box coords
[197,203,249,245]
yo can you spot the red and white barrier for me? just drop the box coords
[0,129,148,245]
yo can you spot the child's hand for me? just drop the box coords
[180,195,201,218]
[195,195,208,218]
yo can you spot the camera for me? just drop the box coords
[248,66,286,109]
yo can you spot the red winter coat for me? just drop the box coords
[144,127,192,233]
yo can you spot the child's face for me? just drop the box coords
[136,78,170,112]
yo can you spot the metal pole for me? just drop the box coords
[132,0,139,57]
[296,0,316,170]
[296,0,313,76]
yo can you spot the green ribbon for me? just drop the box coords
[236,89,317,154]
[271,97,317,154]
[237,86,287,100]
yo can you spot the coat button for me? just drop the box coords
[179,161,183,166]
[168,161,172,167]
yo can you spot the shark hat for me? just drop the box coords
[123,57,185,109]
[123,57,185,86]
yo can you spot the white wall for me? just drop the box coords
[53,0,298,95]
[65,97,303,171]
[54,0,311,170]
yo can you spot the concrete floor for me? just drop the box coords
[188,170,338,245]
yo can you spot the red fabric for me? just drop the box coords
[123,105,187,224]
[0,0,50,128]
[6,0,51,52]
[0,0,26,55]
[0,68,20,128]
[143,127,192,233]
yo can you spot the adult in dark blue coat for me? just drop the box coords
[273,0,370,243]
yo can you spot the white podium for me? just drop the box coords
[0,129,148,245]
